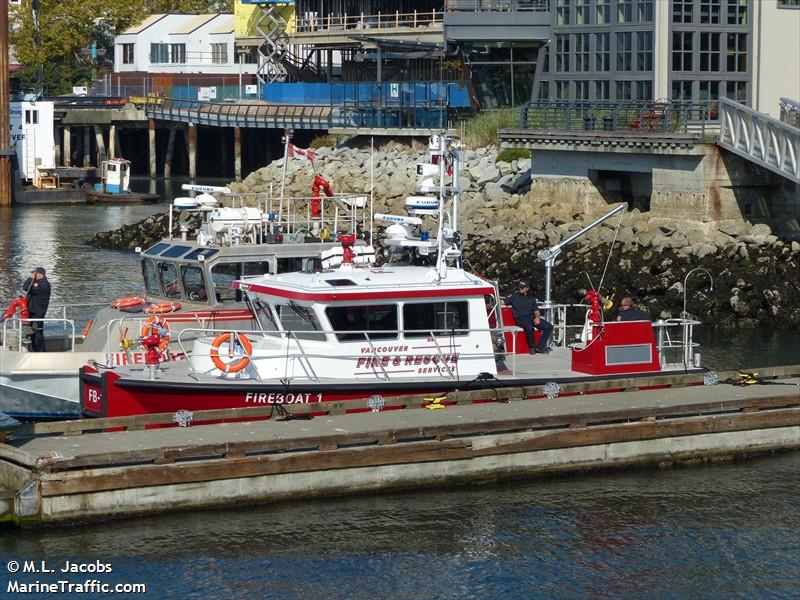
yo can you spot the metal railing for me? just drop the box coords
[518,100,719,137]
[446,0,550,11]
[718,98,800,184]
[1,318,77,352]
[296,10,442,32]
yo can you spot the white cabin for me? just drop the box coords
[9,101,56,182]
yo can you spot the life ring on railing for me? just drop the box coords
[140,316,170,353]
[110,296,147,309]
[209,332,253,374]
[145,301,182,315]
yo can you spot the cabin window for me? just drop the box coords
[242,261,272,276]
[403,301,469,337]
[141,260,161,296]
[252,299,279,332]
[325,305,398,341]
[107,163,117,172]
[277,257,304,273]
[158,263,182,299]
[181,265,207,302]
[211,263,237,302]
[274,303,326,341]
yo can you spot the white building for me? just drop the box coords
[114,13,257,76]
[9,101,55,182]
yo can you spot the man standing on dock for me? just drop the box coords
[23,267,51,352]
[505,280,553,354]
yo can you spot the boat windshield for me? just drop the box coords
[142,260,161,296]
[251,299,279,332]
[181,265,208,302]
[159,263,182,299]
[274,302,326,341]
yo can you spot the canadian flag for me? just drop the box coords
[287,143,316,162]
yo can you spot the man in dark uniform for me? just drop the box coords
[615,296,650,322]
[504,280,553,354]
[23,267,51,352]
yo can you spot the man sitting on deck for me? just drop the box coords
[504,280,553,354]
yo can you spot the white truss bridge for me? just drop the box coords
[718,98,800,185]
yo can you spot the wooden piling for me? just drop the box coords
[148,118,156,177]
[164,127,176,178]
[187,123,196,180]
[234,126,241,181]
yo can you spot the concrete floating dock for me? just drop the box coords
[1,367,799,526]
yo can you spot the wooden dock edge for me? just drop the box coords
[1,407,798,527]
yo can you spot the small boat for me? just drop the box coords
[1,180,373,419]
[80,135,704,420]
[84,158,159,204]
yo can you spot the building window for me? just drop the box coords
[778,0,800,7]
[24,109,38,124]
[596,0,610,24]
[170,43,185,64]
[595,32,610,71]
[211,43,228,64]
[700,0,722,23]
[672,31,693,71]
[150,43,168,64]
[617,0,633,23]
[556,0,570,25]
[538,81,550,100]
[575,80,590,100]
[555,80,570,100]
[121,43,134,65]
[615,80,633,101]
[575,0,590,24]
[594,80,610,100]
[637,31,653,71]
[727,0,748,24]
[699,80,720,103]
[636,80,652,100]
[638,0,654,22]
[726,33,748,72]
[724,81,747,103]
[555,34,570,72]
[699,32,720,71]
[672,80,692,101]
[616,32,633,72]
[576,33,590,72]
[673,0,693,23]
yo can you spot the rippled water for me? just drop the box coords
[1,198,799,598]
[1,454,798,599]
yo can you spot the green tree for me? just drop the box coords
[11,0,233,94]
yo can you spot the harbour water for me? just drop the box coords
[0,196,798,598]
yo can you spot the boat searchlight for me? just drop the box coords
[537,204,625,321]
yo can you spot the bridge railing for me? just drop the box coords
[295,10,442,32]
[518,100,718,137]
[718,98,800,184]
[446,0,550,11]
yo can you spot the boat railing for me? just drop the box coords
[652,318,702,369]
[221,191,370,239]
[1,317,77,352]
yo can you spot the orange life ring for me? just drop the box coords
[145,301,182,315]
[111,296,147,309]
[140,316,171,352]
[210,332,253,374]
